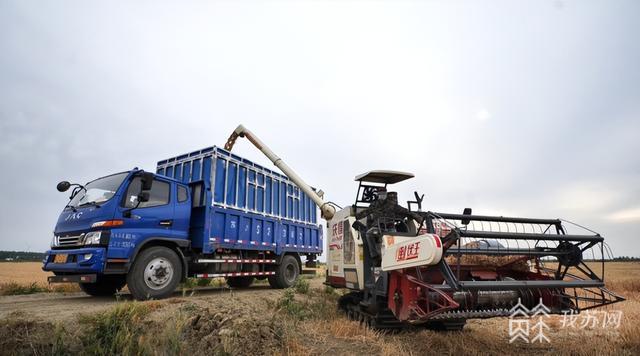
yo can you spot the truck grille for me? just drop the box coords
[57,234,84,247]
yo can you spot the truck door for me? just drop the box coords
[120,176,173,239]
[171,184,191,239]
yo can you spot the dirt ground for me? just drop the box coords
[0,262,638,355]
[0,281,303,322]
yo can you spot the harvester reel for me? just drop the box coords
[557,241,583,267]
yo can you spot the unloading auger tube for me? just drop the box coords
[224,124,336,220]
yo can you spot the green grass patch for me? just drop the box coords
[79,302,152,355]
[0,281,81,296]
[293,278,310,294]
[181,277,212,289]
[276,285,340,321]
[0,282,49,295]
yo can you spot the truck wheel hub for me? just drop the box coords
[284,263,296,283]
[144,257,173,290]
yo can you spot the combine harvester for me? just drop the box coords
[226,125,624,330]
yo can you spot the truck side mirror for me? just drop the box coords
[57,181,71,192]
[140,172,154,191]
[137,191,150,203]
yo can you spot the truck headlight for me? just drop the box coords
[50,235,59,248]
[83,231,104,245]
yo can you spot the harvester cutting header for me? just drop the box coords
[225,124,624,330]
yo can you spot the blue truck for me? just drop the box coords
[43,143,323,300]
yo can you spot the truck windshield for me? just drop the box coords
[68,172,128,208]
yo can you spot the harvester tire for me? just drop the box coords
[226,276,254,288]
[79,275,126,297]
[127,246,183,300]
[268,255,299,288]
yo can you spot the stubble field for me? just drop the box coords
[0,262,51,284]
[0,261,638,355]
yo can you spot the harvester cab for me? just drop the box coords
[327,171,441,279]
[226,124,624,331]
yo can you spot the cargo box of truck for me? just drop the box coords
[156,146,323,255]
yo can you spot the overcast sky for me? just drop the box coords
[0,1,638,257]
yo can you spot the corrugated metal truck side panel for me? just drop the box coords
[156,146,322,254]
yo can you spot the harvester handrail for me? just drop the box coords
[458,230,603,242]
[431,212,561,225]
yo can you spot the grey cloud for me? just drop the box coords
[0,0,638,256]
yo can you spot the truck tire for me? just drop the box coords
[268,255,299,289]
[226,276,254,288]
[79,275,126,297]
[127,246,183,300]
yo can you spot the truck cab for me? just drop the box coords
[44,169,191,298]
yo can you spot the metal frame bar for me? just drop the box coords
[458,230,602,242]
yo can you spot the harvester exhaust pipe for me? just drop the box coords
[225,124,336,220]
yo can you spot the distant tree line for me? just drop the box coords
[0,251,45,262]
[611,256,640,262]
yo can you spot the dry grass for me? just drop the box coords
[0,262,52,284]
[0,262,637,355]
[597,261,640,293]
[445,241,530,272]
[289,262,640,356]
[0,262,81,295]
[0,281,80,295]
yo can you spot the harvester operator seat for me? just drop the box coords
[355,191,425,266]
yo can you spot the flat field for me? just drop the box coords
[0,262,51,284]
[0,261,638,355]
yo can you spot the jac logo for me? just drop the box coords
[396,242,420,262]
[65,212,83,221]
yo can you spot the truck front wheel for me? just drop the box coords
[79,275,126,297]
[127,246,183,300]
[268,255,299,289]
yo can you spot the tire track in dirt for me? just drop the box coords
[0,282,318,322]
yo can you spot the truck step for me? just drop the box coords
[195,259,277,264]
[195,271,275,278]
